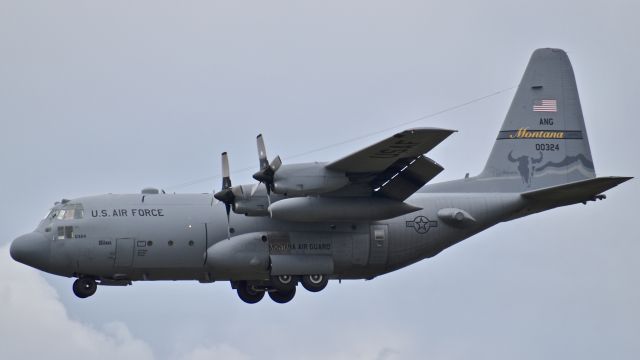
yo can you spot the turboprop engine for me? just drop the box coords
[268,196,421,222]
[230,184,271,216]
[214,135,354,219]
[214,133,424,225]
[271,163,349,196]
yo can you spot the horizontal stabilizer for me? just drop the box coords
[521,176,632,204]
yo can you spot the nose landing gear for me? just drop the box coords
[72,278,97,298]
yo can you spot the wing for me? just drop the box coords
[326,128,455,200]
[326,128,455,173]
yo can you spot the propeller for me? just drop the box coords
[213,152,234,239]
[252,134,282,206]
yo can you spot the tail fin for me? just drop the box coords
[479,48,596,191]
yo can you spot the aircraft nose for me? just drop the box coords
[10,232,51,271]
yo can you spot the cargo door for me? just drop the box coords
[368,224,389,266]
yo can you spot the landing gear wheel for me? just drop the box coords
[301,274,329,292]
[236,281,265,304]
[72,278,97,298]
[269,287,296,304]
[271,275,297,291]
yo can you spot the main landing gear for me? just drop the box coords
[236,281,265,304]
[268,287,296,303]
[72,278,97,298]
[300,274,328,292]
[235,274,329,304]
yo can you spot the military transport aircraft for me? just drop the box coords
[10,48,631,304]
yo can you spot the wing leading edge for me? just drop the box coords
[326,128,455,173]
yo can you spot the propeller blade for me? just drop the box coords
[214,152,235,239]
[256,134,269,170]
[250,182,260,197]
[221,152,231,190]
[224,203,231,240]
[214,152,235,203]
[265,185,272,209]
[252,134,281,188]
[270,155,282,172]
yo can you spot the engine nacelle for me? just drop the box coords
[272,163,349,196]
[269,196,422,222]
[229,184,270,216]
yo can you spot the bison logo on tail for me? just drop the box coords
[507,150,543,186]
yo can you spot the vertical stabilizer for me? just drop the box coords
[478,48,595,191]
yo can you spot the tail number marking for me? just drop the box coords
[535,143,560,151]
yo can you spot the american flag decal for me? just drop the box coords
[533,99,557,112]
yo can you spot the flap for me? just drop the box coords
[326,128,455,173]
[373,156,444,201]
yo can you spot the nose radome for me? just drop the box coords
[10,232,51,271]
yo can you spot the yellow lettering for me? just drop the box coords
[509,127,565,139]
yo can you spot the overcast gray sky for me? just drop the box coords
[1,1,638,359]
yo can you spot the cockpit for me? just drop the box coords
[57,204,84,220]
[40,203,85,239]
[45,203,84,221]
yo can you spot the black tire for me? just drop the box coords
[72,278,97,298]
[271,275,297,291]
[268,287,296,304]
[236,281,265,304]
[301,274,329,292]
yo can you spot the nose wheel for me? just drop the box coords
[72,278,97,298]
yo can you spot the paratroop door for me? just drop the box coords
[368,225,389,266]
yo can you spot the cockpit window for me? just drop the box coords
[44,209,58,220]
[56,204,84,220]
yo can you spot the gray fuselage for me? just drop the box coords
[17,188,524,283]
